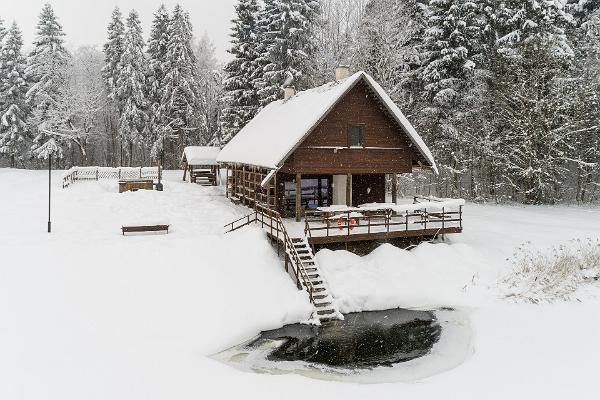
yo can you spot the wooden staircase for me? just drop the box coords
[191,169,217,186]
[288,237,340,321]
[225,205,342,322]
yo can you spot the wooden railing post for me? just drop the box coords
[344,211,348,237]
[442,207,445,241]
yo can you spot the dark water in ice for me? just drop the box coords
[247,308,441,369]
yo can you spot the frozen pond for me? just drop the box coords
[214,308,473,383]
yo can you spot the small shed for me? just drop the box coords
[182,146,221,186]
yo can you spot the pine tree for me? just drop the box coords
[146,5,171,153]
[195,33,223,145]
[0,23,29,167]
[419,0,482,197]
[493,0,574,203]
[0,18,6,48]
[220,0,261,143]
[254,0,321,107]
[102,7,125,102]
[157,5,204,164]
[116,9,148,166]
[26,4,71,154]
[564,0,600,202]
[356,0,426,104]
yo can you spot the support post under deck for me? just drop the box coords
[295,173,302,222]
[346,174,352,206]
[392,173,398,203]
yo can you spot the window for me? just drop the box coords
[348,125,364,147]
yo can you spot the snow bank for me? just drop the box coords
[317,242,492,313]
[2,169,600,399]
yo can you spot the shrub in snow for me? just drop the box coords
[502,238,600,303]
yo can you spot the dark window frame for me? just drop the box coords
[347,124,365,148]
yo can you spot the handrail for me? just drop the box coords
[304,205,463,240]
[223,212,257,233]
[224,204,316,304]
[254,204,316,303]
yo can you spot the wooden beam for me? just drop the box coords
[307,227,463,245]
[391,173,398,204]
[295,173,302,222]
[242,165,246,205]
[225,166,229,198]
[346,173,352,207]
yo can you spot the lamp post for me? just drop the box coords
[35,138,60,234]
[48,154,52,233]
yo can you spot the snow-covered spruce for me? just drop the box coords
[254,0,320,107]
[0,22,29,167]
[26,3,71,156]
[220,0,262,144]
[116,10,149,167]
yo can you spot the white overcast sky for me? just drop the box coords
[1,0,237,61]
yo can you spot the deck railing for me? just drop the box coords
[304,198,463,241]
[224,204,317,303]
[62,166,161,188]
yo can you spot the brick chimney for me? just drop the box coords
[335,65,350,81]
[284,86,296,100]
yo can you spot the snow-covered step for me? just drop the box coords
[288,236,342,322]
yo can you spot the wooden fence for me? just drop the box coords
[62,166,160,188]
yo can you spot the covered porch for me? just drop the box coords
[277,172,401,222]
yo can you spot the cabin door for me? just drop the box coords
[352,174,385,207]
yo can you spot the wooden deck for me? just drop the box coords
[306,226,463,245]
[302,198,463,245]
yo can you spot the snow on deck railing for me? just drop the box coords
[304,197,465,240]
[62,166,160,188]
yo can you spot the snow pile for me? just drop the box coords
[501,238,600,303]
[358,199,465,214]
[317,242,492,313]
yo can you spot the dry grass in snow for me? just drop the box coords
[501,238,600,303]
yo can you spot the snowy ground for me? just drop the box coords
[1,168,599,399]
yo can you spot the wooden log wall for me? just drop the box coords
[225,164,277,209]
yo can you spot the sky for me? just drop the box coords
[1,0,237,61]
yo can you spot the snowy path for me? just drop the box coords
[1,168,599,399]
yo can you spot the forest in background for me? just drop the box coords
[0,0,599,204]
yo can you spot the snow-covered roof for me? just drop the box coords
[182,146,220,166]
[217,71,437,173]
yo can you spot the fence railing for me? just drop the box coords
[224,204,317,303]
[304,198,463,241]
[62,166,161,188]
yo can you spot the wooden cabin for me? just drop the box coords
[182,146,221,186]
[218,67,437,222]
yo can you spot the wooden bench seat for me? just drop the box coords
[122,224,170,235]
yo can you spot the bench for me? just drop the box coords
[122,224,170,235]
[230,195,242,205]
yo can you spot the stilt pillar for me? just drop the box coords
[346,173,352,207]
[295,173,302,222]
[392,173,398,204]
